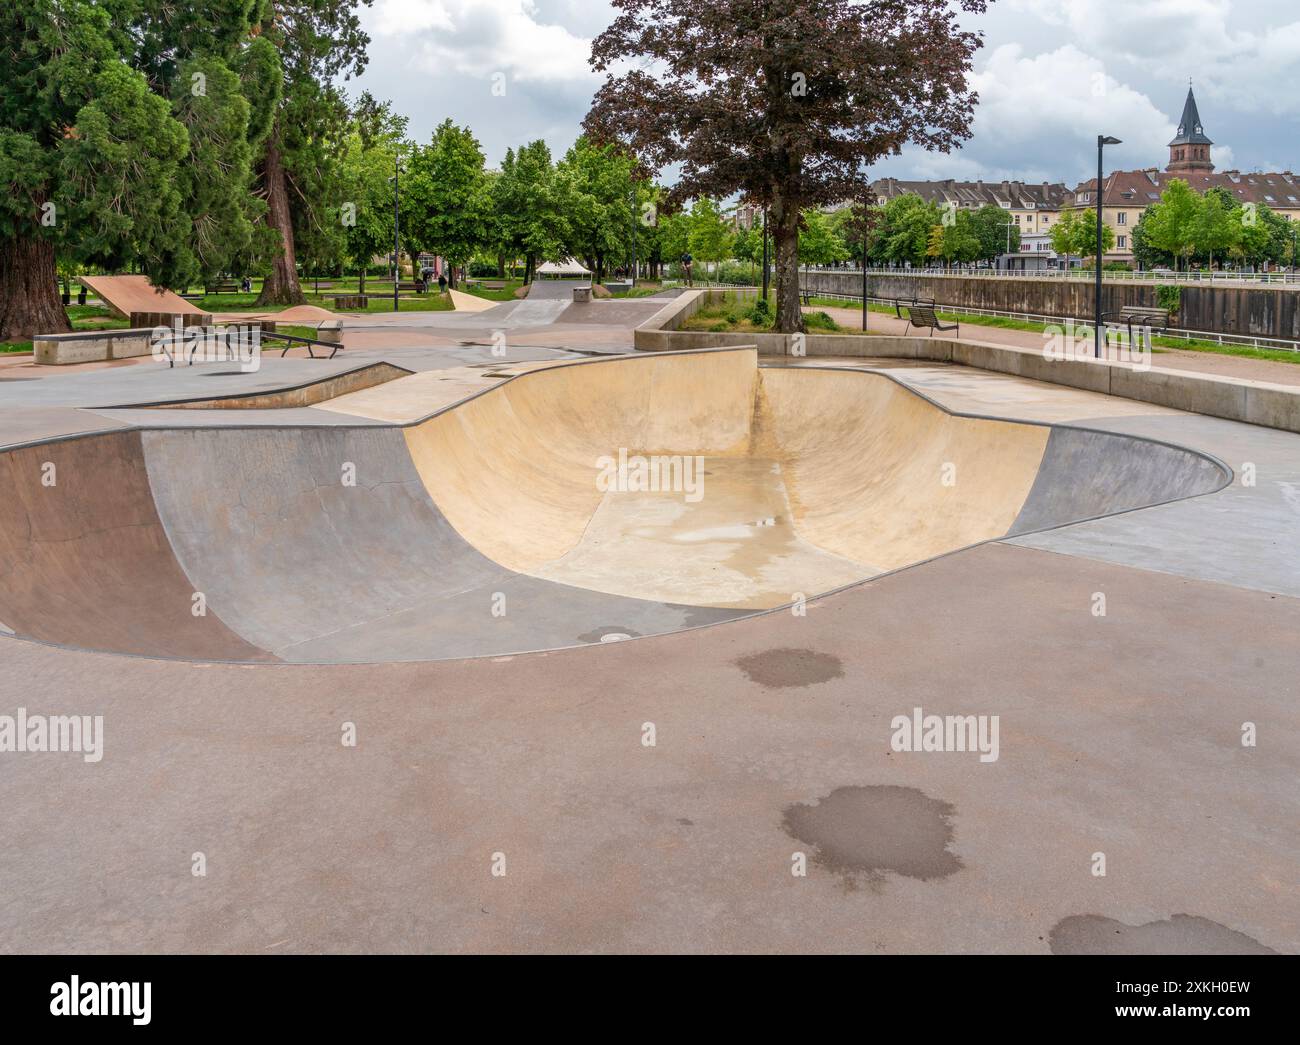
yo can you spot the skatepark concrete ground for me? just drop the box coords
[0,302,1296,954]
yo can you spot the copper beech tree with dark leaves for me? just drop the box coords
[584,0,990,333]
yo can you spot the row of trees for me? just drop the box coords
[337,121,653,290]
[1133,180,1297,270]
[1,0,370,339]
[4,0,991,338]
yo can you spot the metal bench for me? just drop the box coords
[895,298,958,337]
[1103,305,1169,348]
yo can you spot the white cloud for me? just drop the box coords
[1008,0,1300,114]
[368,0,594,83]
[881,44,1177,183]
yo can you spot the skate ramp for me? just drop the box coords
[0,349,1228,662]
[79,275,207,319]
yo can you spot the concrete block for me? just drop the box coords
[34,337,108,365]
[1244,382,1300,432]
[1110,365,1250,422]
[108,333,156,359]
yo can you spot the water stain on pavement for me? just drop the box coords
[1049,914,1277,955]
[782,785,962,886]
[735,648,844,688]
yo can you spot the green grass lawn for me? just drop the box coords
[461,279,524,301]
[681,293,848,334]
[195,290,454,313]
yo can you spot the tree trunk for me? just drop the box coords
[256,127,306,307]
[771,198,803,333]
[0,233,71,341]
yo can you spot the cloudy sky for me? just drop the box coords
[352,0,1300,187]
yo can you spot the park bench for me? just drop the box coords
[1102,305,1170,347]
[323,292,368,310]
[204,279,242,295]
[895,298,958,337]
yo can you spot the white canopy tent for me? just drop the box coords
[535,258,591,278]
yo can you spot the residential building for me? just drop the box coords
[1072,87,1300,263]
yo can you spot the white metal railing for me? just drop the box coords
[798,290,1300,354]
[803,266,1300,286]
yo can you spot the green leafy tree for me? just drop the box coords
[0,1,194,339]
[969,205,1019,262]
[687,197,733,276]
[1193,186,1241,268]
[338,94,407,292]
[657,209,693,275]
[585,0,989,333]
[1049,208,1114,263]
[798,209,847,268]
[405,120,488,288]
[878,194,942,266]
[1142,179,1199,271]
[558,137,640,282]
[253,0,373,306]
[938,211,982,264]
[495,140,571,282]
[1131,208,1172,269]
[110,1,282,286]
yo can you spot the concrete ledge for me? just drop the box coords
[1109,365,1250,422]
[634,323,1300,434]
[34,327,161,365]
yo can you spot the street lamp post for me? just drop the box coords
[861,231,868,333]
[1095,135,1122,358]
[761,208,770,303]
[630,187,637,287]
[390,152,405,314]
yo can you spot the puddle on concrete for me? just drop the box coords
[1049,914,1277,955]
[782,785,962,886]
[735,648,844,688]
[576,625,642,643]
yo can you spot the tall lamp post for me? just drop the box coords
[761,208,770,303]
[389,152,405,313]
[1095,135,1122,357]
[629,186,638,287]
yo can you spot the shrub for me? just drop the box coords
[804,310,839,331]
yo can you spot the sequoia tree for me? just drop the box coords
[1,1,189,340]
[253,0,371,306]
[584,0,989,332]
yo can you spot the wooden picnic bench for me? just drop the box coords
[895,298,958,337]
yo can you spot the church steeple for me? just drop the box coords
[1167,85,1213,172]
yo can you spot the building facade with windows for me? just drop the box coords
[1072,88,1300,263]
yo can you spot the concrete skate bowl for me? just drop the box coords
[0,348,1229,663]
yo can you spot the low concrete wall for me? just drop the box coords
[634,324,1300,434]
[34,328,162,365]
[635,288,761,351]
